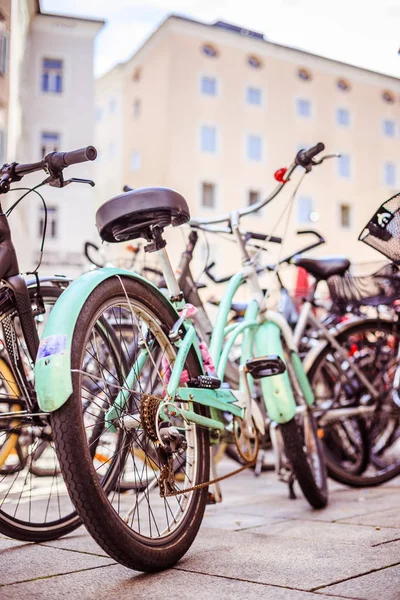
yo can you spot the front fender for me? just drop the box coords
[35,268,177,412]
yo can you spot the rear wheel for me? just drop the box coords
[308,319,400,487]
[0,286,83,541]
[51,276,210,572]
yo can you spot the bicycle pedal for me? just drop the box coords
[245,355,286,379]
[188,374,221,389]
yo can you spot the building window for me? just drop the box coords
[39,206,58,239]
[382,90,395,104]
[384,162,396,187]
[201,76,217,96]
[95,107,103,122]
[133,98,141,118]
[297,197,313,223]
[337,78,350,91]
[336,108,350,127]
[41,132,60,157]
[41,58,63,93]
[247,135,262,161]
[200,125,217,153]
[248,190,260,206]
[132,68,141,82]
[296,98,311,117]
[109,143,116,158]
[131,151,141,171]
[247,55,262,68]
[383,119,396,137]
[297,67,312,81]
[338,154,351,178]
[0,29,9,75]
[109,98,117,114]
[201,182,216,208]
[339,203,351,228]
[202,44,218,58]
[246,87,262,105]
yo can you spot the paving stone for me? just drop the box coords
[42,529,109,557]
[0,563,343,600]
[0,540,114,585]
[338,507,400,529]
[250,519,400,545]
[317,563,400,599]
[177,528,400,591]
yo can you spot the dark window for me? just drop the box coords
[382,90,395,104]
[339,204,351,228]
[133,68,141,81]
[39,206,58,238]
[247,55,262,68]
[42,58,63,93]
[248,190,260,206]
[202,44,218,58]
[133,98,141,118]
[0,30,9,75]
[41,131,60,157]
[297,68,312,81]
[337,78,350,91]
[202,182,215,208]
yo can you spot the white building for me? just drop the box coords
[8,3,104,275]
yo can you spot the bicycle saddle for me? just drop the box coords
[292,256,350,279]
[96,187,190,243]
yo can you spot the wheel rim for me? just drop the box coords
[75,296,200,541]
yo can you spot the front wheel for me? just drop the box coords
[281,347,328,509]
[51,276,210,572]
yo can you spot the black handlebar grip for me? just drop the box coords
[296,142,325,168]
[46,146,97,172]
[249,232,282,244]
[63,146,97,166]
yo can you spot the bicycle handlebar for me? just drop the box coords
[295,142,325,170]
[0,146,97,193]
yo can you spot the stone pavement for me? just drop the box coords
[1,457,399,600]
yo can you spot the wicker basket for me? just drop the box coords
[359,193,400,262]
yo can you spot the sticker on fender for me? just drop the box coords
[37,334,67,359]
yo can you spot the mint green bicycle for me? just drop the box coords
[35,143,328,572]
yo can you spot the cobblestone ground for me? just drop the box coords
[1,457,399,600]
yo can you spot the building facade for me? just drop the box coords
[95,15,400,281]
[5,2,104,276]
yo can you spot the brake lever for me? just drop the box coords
[312,153,341,165]
[65,177,95,187]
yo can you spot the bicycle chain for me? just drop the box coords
[160,458,256,497]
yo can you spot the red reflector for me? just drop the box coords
[274,167,288,182]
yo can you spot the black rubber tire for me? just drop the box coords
[280,416,328,509]
[51,276,210,572]
[308,318,400,487]
[0,286,84,542]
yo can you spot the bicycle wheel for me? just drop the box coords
[308,318,400,487]
[0,285,121,541]
[51,276,210,572]
[280,346,328,509]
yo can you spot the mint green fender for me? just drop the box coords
[35,267,178,412]
[255,321,297,424]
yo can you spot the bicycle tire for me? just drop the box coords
[308,318,400,487]
[51,276,210,572]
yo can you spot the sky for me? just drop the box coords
[41,0,400,78]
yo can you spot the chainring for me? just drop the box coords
[233,416,259,462]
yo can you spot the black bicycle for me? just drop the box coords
[0,146,116,542]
